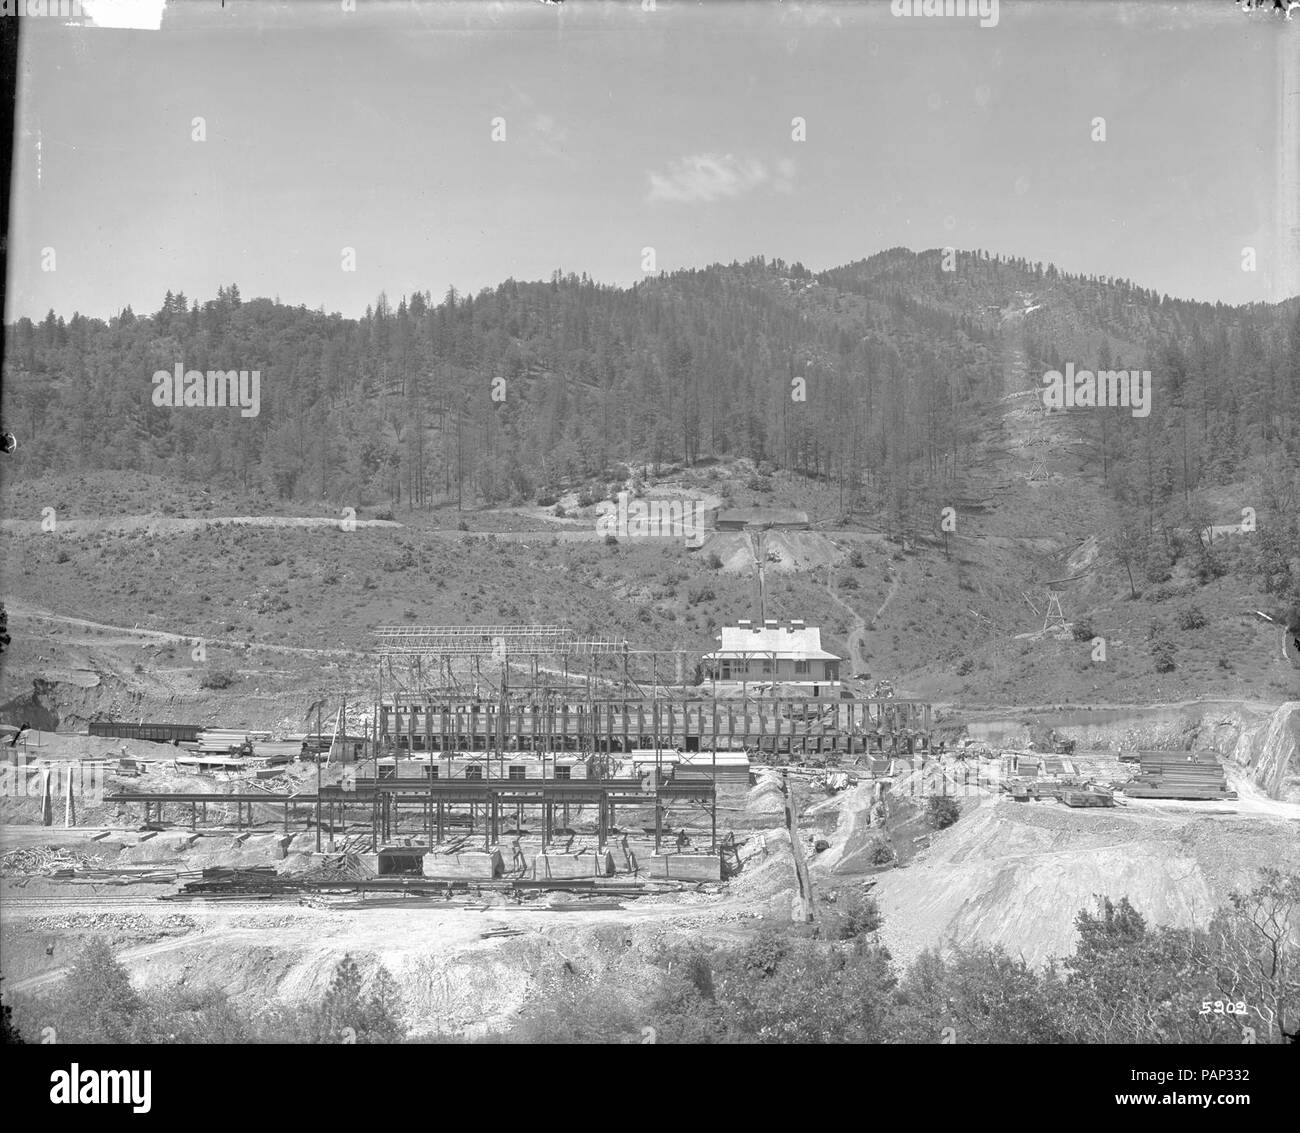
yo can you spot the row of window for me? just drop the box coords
[377,764,573,781]
[717,660,814,678]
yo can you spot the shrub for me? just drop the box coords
[199,669,237,690]
[956,657,974,676]
[1194,548,1228,583]
[927,796,960,830]
[870,842,895,866]
[1072,617,1094,642]
[831,889,883,941]
[24,938,143,1042]
[1176,604,1208,631]
[849,548,866,569]
[1151,638,1176,673]
[1144,552,1172,584]
[705,552,723,570]
[56,549,71,564]
[841,576,860,590]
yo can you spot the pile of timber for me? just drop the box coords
[181,729,273,756]
[1060,788,1115,808]
[1123,750,1235,800]
[249,741,300,765]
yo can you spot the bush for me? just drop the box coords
[199,669,237,690]
[21,938,143,1043]
[927,796,960,830]
[956,657,974,677]
[849,548,866,569]
[841,576,860,590]
[870,842,896,866]
[705,552,723,570]
[1072,617,1095,642]
[1194,548,1227,583]
[831,889,883,940]
[56,549,71,564]
[1144,552,1172,584]
[1176,604,1208,631]
[1151,639,1176,673]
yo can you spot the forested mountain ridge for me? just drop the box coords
[4,249,1298,548]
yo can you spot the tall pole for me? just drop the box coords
[315,700,322,852]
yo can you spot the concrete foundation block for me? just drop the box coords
[422,849,504,879]
[533,851,615,879]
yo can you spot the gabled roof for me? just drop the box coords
[705,623,840,661]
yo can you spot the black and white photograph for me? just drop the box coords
[0,0,1297,1093]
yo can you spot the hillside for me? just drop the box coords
[2,250,1298,725]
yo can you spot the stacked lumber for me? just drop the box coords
[1060,788,1115,808]
[250,741,300,765]
[187,729,273,755]
[1123,750,1234,800]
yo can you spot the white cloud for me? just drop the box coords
[646,153,777,205]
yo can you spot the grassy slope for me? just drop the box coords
[2,454,1293,732]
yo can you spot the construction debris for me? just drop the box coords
[0,846,100,877]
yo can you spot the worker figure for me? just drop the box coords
[675,828,689,853]
[511,834,526,873]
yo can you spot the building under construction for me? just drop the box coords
[360,622,934,870]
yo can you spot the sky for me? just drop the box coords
[5,0,1297,323]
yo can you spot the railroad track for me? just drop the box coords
[1,892,288,910]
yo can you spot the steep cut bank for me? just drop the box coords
[962,700,1300,802]
[867,795,1300,968]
